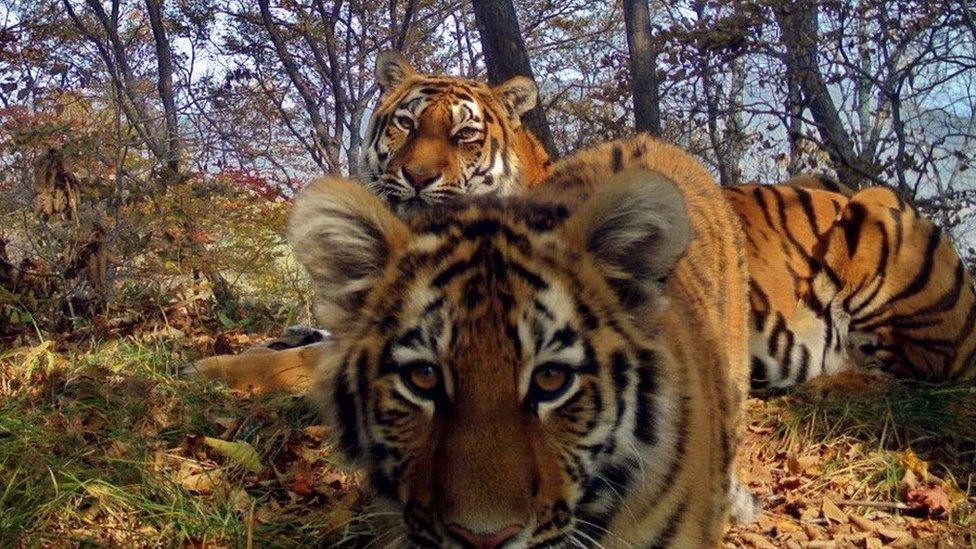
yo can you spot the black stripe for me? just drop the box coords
[795,188,821,236]
[841,202,867,257]
[633,361,658,445]
[650,500,689,549]
[431,258,473,288]
[750,356,769,390]
[510,261,548,289]
[847,222,890,316]
[796,344,811,383]
[748,279,771,330]
[858,225,942,324]
[753,187,778,230]
[611,145,624,172]
[333,357,361,459]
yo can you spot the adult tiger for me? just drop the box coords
[291,134,751,547]
[190,52,554,393]
[725,181,976,389]
[363,50,552,215]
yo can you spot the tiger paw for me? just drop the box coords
[728,474,761,524]
[263,325,332,351]
[802,368,892,399]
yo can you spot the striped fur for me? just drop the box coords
[190,57,553,392]
[292,135,750,548]
[725,181,976,390]
[362,51,552,215]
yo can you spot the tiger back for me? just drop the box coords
[725,180,976,389]
[810,187,976,381]
[291,135,750,547]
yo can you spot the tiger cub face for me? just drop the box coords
[289,173,690,548]
[361,51,539,216]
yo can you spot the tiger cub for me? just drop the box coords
[291,135,751,547]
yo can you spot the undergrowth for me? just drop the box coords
[1,334,974,547]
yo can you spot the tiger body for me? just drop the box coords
[726,182,976,389]
[193,53,974,411]
[290,135,750,547]
[724,184,851,389]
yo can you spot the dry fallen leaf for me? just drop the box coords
[877,527,911,541]
[229,487,253,514]
[849,513,878,533]
[290,459,314,497]
[787,454,819,475]
[899,449,930,482]
[901,467,919,490]
[775,519,801,533]
[904,484,952,517]
[739,532,778,549]
[822,497,848,524]
[175,463,221,494]
[202,436,263,473]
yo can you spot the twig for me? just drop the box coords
[836,499,911,511]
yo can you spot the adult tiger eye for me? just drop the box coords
[395,114,414,131]
[531,363,572,400]
[453,127,480,142]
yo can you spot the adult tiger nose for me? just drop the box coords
[403,166,439,191]
[446,523,523,549]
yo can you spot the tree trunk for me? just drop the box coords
[259,0,341,172]
[774,1,877,186]
[785,69,805,176]
[145,0,180,179]
[622,0,661,135]
[470,0,558,158]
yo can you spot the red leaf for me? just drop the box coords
[904,484,952,517]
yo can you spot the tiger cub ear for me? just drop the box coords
[566,169,691,311]
[375,50,418,93]
[288,177,410,333]
[493,76,539,124]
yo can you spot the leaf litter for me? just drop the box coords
[1,332,974,546]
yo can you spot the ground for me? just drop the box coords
[1,328,974,548]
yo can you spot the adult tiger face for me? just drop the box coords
[362,51,542,216]
[289,169,698,547]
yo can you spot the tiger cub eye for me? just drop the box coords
[531,364,572,399]
[406,362,439,392]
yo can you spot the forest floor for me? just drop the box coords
[1,327,974,548]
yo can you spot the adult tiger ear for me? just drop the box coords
[492,76,539,125]
[375,50,418,93]
[288,177,410,334]
[565,169,691,311]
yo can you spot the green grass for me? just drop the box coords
[781,380,976,481]
[3,335,975,546]
[0,336,370,547]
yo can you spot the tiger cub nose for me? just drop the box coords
[402,166,439,191]
[446,523,522,549]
